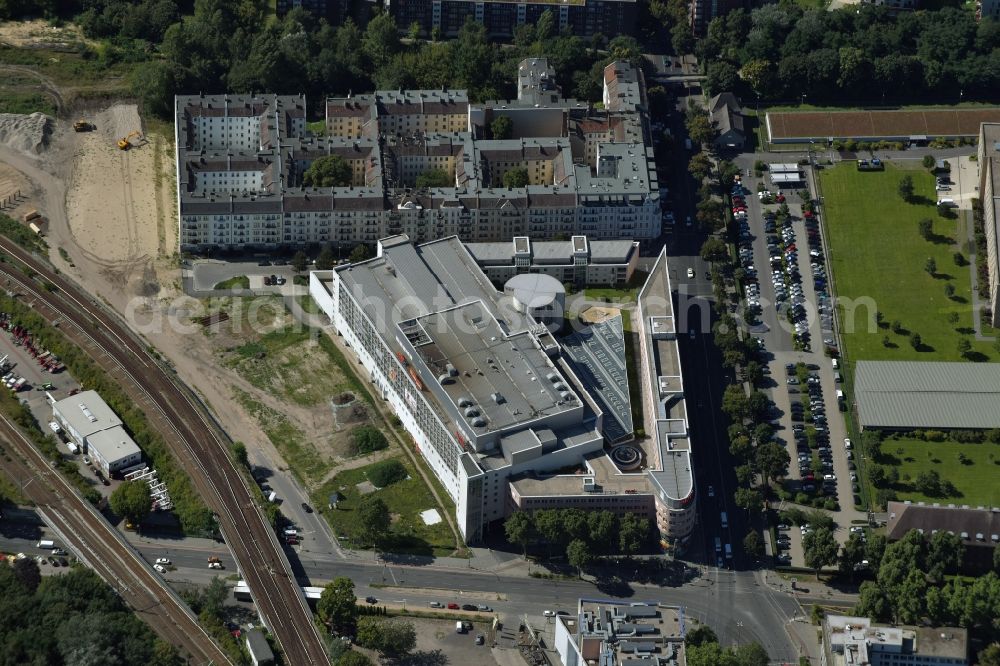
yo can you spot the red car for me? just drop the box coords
[447,603,460,610]
[775,194,786,203]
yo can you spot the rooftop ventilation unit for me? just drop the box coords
[464,408,479,418]
[472,417,487,428]
[458,397,473,407]
[553,383,567,391]
[79,404,98,423]
[547,373,559,382]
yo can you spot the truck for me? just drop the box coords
[22,210,40,224]
[37,540,55,550]
[455,621,466,634]
[724,543,733,559]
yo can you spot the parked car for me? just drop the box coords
[462,604,478,611]
[448,603,460,610]
[155,557,171,565]
[366,596,378,604]
[154,564,167,573]
[429,601,444,608]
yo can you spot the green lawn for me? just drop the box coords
[820,163,995,362]
[878,438,1000,507]
[213,275,249,290]
[584,287,638,303]
[315,456,457,557]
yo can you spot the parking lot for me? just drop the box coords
[731,163,867,565]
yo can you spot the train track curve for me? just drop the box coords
[0,238,329,665]
[0,412,231,665]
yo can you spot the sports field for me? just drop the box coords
[819,163,995,362]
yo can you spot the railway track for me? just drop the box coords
[0,239,329,665]
[0,413,230,665]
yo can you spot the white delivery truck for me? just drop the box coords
[37,540,55,549]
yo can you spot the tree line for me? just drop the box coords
[699,4,1000,104]
[505,508,651,566]
[0,561,184,665]
[854,528,1000,662]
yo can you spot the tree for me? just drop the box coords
[357,496,391,547]
[502,167,529,188]
[803,527,838,578]
[700,237,729,263]
[367,459,407,488]
[317,577,358,632]
[898,175,914,201]
[415,169,452,188]
[909,332,922,350]
[362,13,400,67]
[587,510,617,549]
[349,244,370,264]
[891,320,903,334]
[742,360,764,387]
[684,625,718,647]
[994,543,1000,573]
[686,113,717,146]
[356,616,383,650]
[923,154,936,169]
[944,283,956,299]
[754,442,790,487]
[619,512,647,554]
[746,391,771,423]
[230,441,249,469]
[733,642,769,666]
[316,244,336,271]
[926,530,964,582]
[734,487,763,513]
[337,652,373,666]
[918,218,933,239]
[953,251,966,266]
[505,511,535,555]
[12,557,41,593]
[958,337,972,358]
[688,153,714,181]
[567,539,592,576]
[350,425,388,455]
[292,250,309,273]
[924,257,937,275]
[303,155,352,187]
[491,115,513,140]
[721,385,749,422]
[839,533,866,580]
[743,530,764,559]
[110,480,152,526]
[380,619,417,657]
[855,581,890,621]
[914,469,944,496]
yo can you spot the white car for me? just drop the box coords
[153,564,166,573]
[155,557,171,565]
[543,610,555,617]
[82,456,91,465]
[844,438,853,449]
[685,216,693,227]
[48,421,61,434]
[707,485,715,498]
[208,561,223,569]
[686,267,695,279]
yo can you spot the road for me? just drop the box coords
[0,239,329,665]
[0,416,230,665]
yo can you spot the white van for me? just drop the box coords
[836,389,845,401]
[67,441,80,455]
[37,540,55,550]
[937,198,956,208]
[455,621,466,634]
[720,511,728,529]
[831,358,839,369]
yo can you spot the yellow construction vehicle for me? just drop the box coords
[73,120,92,132]
[117,130,141,150]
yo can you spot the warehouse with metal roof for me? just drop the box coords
[854,361,1000,430]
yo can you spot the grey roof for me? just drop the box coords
[52,390,123,439]
[465,237,636,267]
[709,92,744,136]
[245,629,274,662]
[87,426,140,464]
[886,501,1000,546]
[855,361,1000,429]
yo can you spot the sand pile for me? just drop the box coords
[0,113,52,155]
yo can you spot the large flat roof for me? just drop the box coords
[52,390,123,439]
[855,360,1000,429]
[87,426,141,463]
[410,301,578,432]
[767,108,1000,141]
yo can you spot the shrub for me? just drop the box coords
[350,425,388,455]
[366,459,408,488]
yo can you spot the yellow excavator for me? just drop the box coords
[117,130,141,150]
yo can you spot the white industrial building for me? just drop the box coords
[310,235,697,547]
[555,598,687,666]
[823,615,967,666]
[51,390,141,476]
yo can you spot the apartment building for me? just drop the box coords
[175,59,660,253]
[823,615,967,666]
[689,0,747,36]
[387,0,637,39]
[465,235,640,287]
[977,123,1000,328]
[309,235,697,547]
